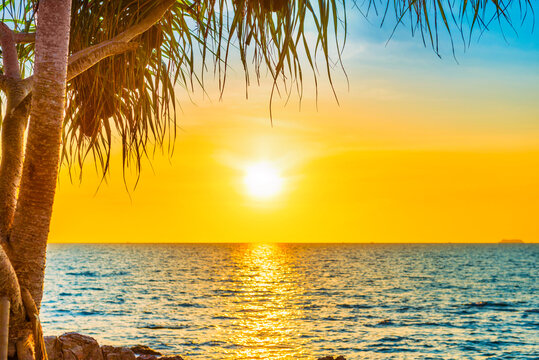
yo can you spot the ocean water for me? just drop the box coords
[41,243,538,359]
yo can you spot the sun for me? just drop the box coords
[243,162,284,199]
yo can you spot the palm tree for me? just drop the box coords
[0,1,533,359]
[2,1,72,359]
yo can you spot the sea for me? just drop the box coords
[41,243,538,359]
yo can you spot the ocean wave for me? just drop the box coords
[78,287,105,291]
[461,301,518,312]
[139,324,189,330]
[464,301,513,307]
[212,315,239,320]
[65,270,130,278]
[66,270,99,277]
[374,319,394,326]
[376,335,409,343]
[75,310,103,316]
[170,302,206,308]
[336,304,372,309]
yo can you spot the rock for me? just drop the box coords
[44,336,63,360]
[58,333,104,360]
[136,355,159,360]
[130,345,162,356]
[43,333,185,360]
[43,333,186,360]
[101,345,136,360]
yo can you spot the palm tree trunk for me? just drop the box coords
[0,23,29,239]
[0,103,31,239]
[5,0,72,356]
[0,246,25,351]
[0,297,8,360]
[8,0,72,309]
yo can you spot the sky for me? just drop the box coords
[50,4,539,243]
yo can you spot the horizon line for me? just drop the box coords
[47,241,537,245]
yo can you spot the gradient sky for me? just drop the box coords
[50,6,539,243]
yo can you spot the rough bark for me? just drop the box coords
[0,297,8,360]
[21,289,47,360]
[0,23,30,239]
[7,0,72,311]
[0,247,25,340]
[0,23,21,79]
[15,335,34,360]
[0,23,31,358]
[14,33,35,44]
[67,42,139,81]
[0,90,32,239]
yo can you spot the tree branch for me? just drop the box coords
[16,0,176,108]
[0,247,24,334]
[115,0,176,43]
[0,75,9,91]
[67,41,139,81]
[20,40,139,101]
[0,23,21,79]
[0,23,32,239]
[66,0,175,81]
[14,33,35,44]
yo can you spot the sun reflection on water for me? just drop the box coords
[217,243,310,359]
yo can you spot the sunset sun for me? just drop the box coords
[243,162,284,199]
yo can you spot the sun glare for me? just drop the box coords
[243,162,284,199]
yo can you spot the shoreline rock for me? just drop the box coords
[130,345,162,356]
[44,333,183,360]
[102,345,136,360]
[43,332,346,360]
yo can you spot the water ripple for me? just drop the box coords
[41,243,539,359]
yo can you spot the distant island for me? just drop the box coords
[499,239,525,244]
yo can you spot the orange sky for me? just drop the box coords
[50,20,539,244]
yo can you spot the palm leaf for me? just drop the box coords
[1,0,535,180]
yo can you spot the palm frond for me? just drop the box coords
[62,0,348,179]
[366,0,534,55]
[63,0,187,179]
[1,1,535,181]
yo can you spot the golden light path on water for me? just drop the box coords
[216,243,310,359]
[41,244,539,358]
